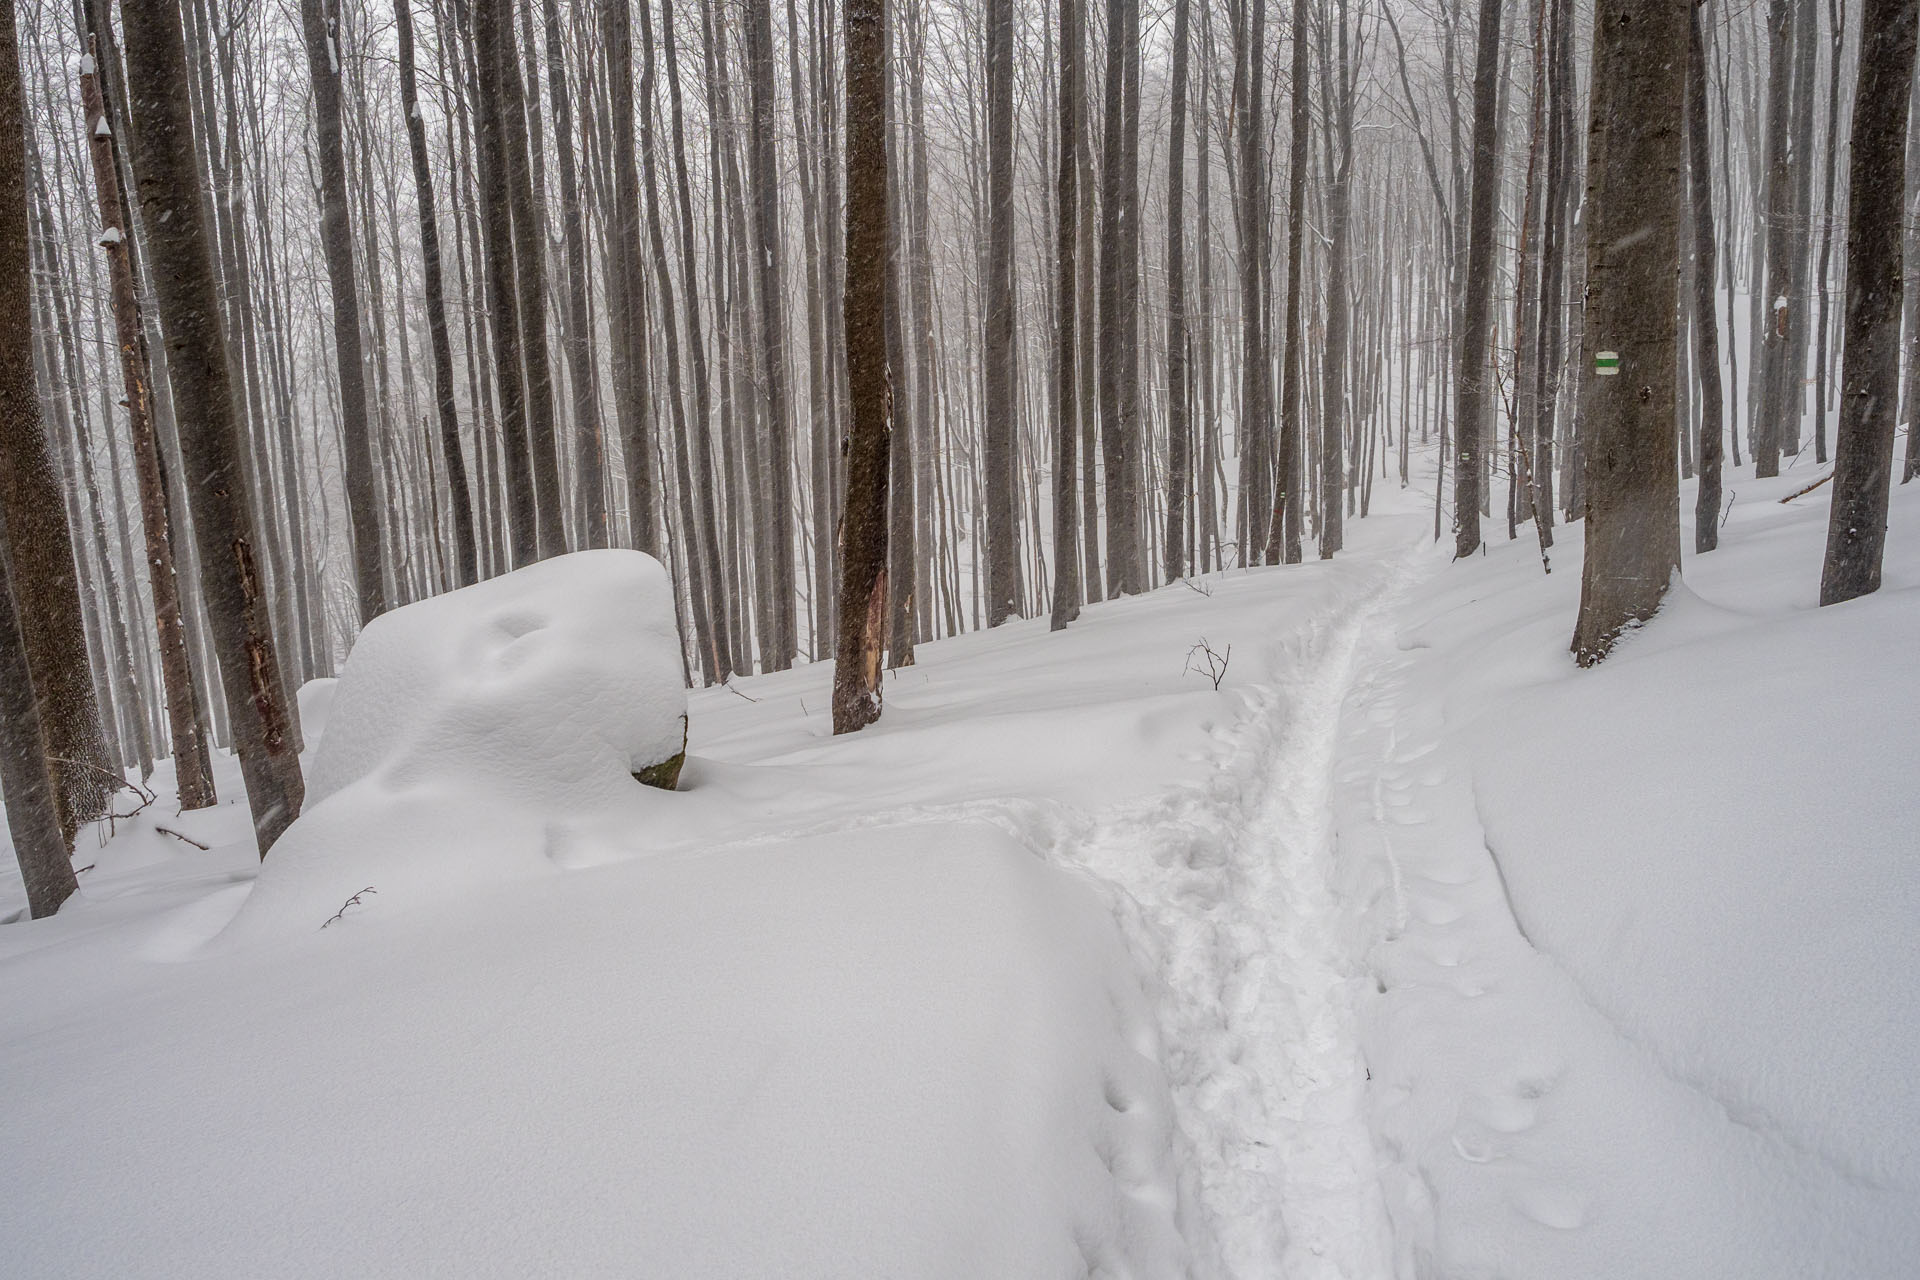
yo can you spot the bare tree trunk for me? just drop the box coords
[1688,0,1725,554]
[1231,0,1270,569]
[1452,0,1504,558]
[983,0,1018,624]
[745,0,799,668]
[1162,0,1192,581]
[301,0,385,623]
[1051,0,1083,629]
[396,0,479,587]
[1319,0,1356,558]
[121,0,305,854]
[1100,0,1144,592]
[1820,0,1918,604]
[1572,0,1687,664]
[1267,0,1308,565]
[1753,0,1794,477]
[832,0,890,733]
[1810,0,1845,466]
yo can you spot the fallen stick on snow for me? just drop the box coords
[1779,471,1834,503]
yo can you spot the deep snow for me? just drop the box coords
[1,450,1915,1278]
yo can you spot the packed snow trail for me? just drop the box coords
[1045,546,1418,1280]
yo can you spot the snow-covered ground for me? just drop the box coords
[2,448,1914,1278]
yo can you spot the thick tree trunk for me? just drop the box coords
[1754,0,1794,476]
[1319,0,1355,558]
[1571,0,1687,664]
[1820,0,1919,604]
[1231,0,1270,569]
[1099,0,1144,593]
[1052,0,1083,631]
[120,0,305,853]
[832,0,890,734]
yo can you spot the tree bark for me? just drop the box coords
[1571,0,1687,664]
[396,0,479,588]
[983,0,1018,624]
[832,0,890,734]
[300,0,386,623]
[1687,0,1724,554]
[1452,0,1504,558]
[1162,0,1192,581]
[1820,0,1919,604]
[1051,0,1083,629]
[120,0,305,853]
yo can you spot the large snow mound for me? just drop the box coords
[222,551,687,942]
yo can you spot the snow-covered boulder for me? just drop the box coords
[308,549,687,806]
[221,551,687,942]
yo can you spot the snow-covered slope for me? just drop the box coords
[1336,466,1920,1278]
[1,454,1913,1278]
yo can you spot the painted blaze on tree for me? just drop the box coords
[1571,0,1689,666]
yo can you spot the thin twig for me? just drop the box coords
[320,887,377,930]
[1778,470,1833,503]
[154,825,211,851]
[723,680,760,702]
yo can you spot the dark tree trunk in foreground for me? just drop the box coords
[0,42,113,842]
[833,0,890,734]
[1572,0,1687,664]
[1099,0,1144,593]
[1820,0,1919,605]
[0,526,72,917]
[121,0,305,854]
[1753,0,1793,477]
[1051,0,1083,630]
[1231,0,1270,566]
[1687,0,1724,554]
[1453,0,1504,559]
[0,6,78,914]
[983,0,1018,624]
[80,45,215,810]
[396,0,479,587]
[301,0,386,623]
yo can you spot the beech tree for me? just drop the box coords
[120,0,305,853]
[1572,0,1688,664]
[833,0,890,733]
[1820,0,1919,605]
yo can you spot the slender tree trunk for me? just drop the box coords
[120,0,305,853]
[1319,0,1355,558]
[1688,0,1725,554]
[1267,0,1308,565]
[983,0,1018,623]
[78,49,214,807]
[1100,0,1145,592]
[745,0,798,668]
[1820,0,1919,604]
[396,0,479,587]
[1452,0,1504,558]
[1163,0,1192,580]
[1572,0,1688,664]
[300,0,385,623]
[1052,0,1083,629]
[1754,0,1794,477]
[833,0,890,733]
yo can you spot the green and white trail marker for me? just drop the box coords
[1595,350,1621,376]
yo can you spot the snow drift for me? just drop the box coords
[223,550,687,942]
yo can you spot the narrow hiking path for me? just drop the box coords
[1049,538,1425,1280]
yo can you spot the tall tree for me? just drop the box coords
[395,0,479,588]
[744,0,799,668]
[300,0,386,622]
[1687,0,1724,554]
[1162,0,1192,580]
[0,2,78,915]
[1319,0,1358,557]
[1231,0,1271,567]
[79,39,215,809]
[1571,0,1687,664]
[983,0,1019,624]
[1267,0,1308,565]
[832,0,890,733]
[1452,0,1504,558]
[120,0,306,852]
[599,0,656,561]
[1820,0,1919,604]
[1099,0,1144,593]
[1752,0,1794,477]
[1051,0,1083,629]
